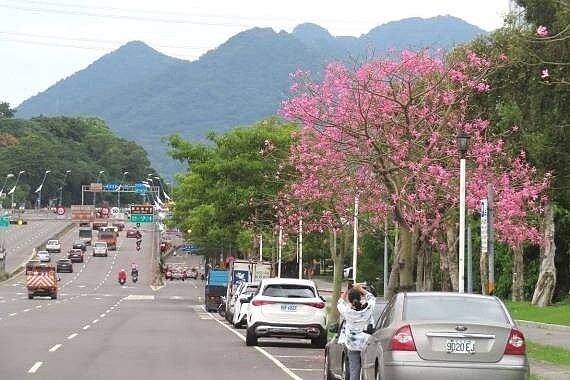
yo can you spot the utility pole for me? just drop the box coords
[487,183,495,295]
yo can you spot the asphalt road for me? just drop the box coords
[0,225,325,380]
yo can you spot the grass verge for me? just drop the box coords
[505,300,570,326]
[527,341,570,367]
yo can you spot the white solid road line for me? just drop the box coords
[67,333,78,340]
[82,325,90,330]
[49,344,62,352]
[202,307,303,380]
[28,361,43,373]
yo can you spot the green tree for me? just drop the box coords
[0,102,15,119]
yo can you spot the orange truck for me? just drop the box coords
[97,226,118,250]
[26,261,58,299]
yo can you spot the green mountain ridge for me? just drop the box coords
[16,16,486,177]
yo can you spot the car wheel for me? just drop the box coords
[51,293,57,300]
[312,333,327,348]
[323,350,334,380]
[246,327,258,346]
[28,294,33,299]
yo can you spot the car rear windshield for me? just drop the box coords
[95,243,106,248]
[262,284,315,298]
[404,296,508,324]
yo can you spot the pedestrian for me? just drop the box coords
[337,283,375,380]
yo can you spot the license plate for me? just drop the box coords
[445,339,475,353]
[280,304,297,312]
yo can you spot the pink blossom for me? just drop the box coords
[536,25,549,37]
[541,69,550,79]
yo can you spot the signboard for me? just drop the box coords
[103,183,119,191]
[134,183,147,193]
[131,205,153,215]
[89,183,103,192]
[71,205,95,223]
[480,199,488,254]
[0,216,10,228]
[130,214,154,223]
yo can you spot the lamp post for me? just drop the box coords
[118,171,128,208]
[456,130,471,293]
[35,170,51,209]
[93,170,104,205]
[59,170,71,206]
[0,173,14,208]
[9,170,25,211]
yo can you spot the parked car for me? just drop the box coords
[68,248,85,263]
[45,239,61,253]
[126,228,139,238]
[246,278,327,348]
[56,258,73,273]
[72,240,87,251]
[37,250,51,262]
[232,282,260,328]
[92,241,108,257]
[324,298,387,380]
[360,292,530,380]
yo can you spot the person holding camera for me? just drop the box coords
[337,283,376,380]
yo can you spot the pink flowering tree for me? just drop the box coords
[279,50,550,294]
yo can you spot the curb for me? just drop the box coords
[516,319,570,332]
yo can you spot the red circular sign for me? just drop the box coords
[56,206,65,215]
[101,207,110,216]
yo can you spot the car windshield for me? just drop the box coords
[262,284,315,298]
[95,243,106,248]
[404,296,509,324]
[48,240,58,244]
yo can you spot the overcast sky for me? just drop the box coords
[0,0,512,107]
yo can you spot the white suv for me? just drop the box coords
[246,278,327,347]
[45,239,61,253]
[232,282,259,327]
[92,241,108,257]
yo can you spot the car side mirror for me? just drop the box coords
[365,323,374,334]
[328,323,339,333]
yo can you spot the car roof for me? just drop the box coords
[57,258,71,262]
[402,291,498,301]
[261,278,316,286]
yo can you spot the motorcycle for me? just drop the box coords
[136,239,142,251]
[119,277,126,285]
[218,296,227,317]
[132,272,138,283]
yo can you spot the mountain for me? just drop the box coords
[16,16,486,177]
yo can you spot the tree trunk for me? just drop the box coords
[398,226,414,291]
[446,225,459,291]
[416,239,433,291]
[512,246,525,301]
[329,229,344,324]
[386,224,400,299]
[480,250,489,295]
[532,203,557,306]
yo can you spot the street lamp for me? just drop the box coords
[59,170,71,206]
[456,130,471,293]
[9,170,25,211]
[35,170,51,209]
[118,171,128,208]
[93,170,104,205]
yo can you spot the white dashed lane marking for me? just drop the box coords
[48,344,62,352]
[67,333,78,340]
[28,362,43,374]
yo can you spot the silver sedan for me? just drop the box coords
[361,292,529,380]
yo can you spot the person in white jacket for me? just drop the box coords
[337,283,376,380]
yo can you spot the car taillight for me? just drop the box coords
[389,324,416,351]
[303,302,325,309]
[251,299,275,306]
[504,328,526,355]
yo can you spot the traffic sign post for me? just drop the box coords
[130,214,154,223]
[56,206,65,216]
[130,205,154,224]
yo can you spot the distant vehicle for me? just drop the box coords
[324,298,387,380]
[9,210,27,225]
[56,258,73,273]
[205,269,230,312]
[165,263,188,281]
[126,228,139,238]
[112,221,125,231]
[67,248,85,263]
[97,226,118,250]
[72,240,87,251]
[45,239,61,253]
[37,250,51,262]
[232,282,260,328]
[92,241,108,257]
[92,218,108,230]
[26,262,57,299]
[78,225,93,245]
[360,292,530,380]
[246,278,327,348]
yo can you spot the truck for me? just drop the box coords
[92,218,109,230]
[97,226,118,250]
[26,261,58,299]
[78,225,93,246]
[205,269,230,312]
[225,259,273,320]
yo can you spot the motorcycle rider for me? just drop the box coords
[131,262,139,278]
[136,231,142,250]
[118,269,127,284]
